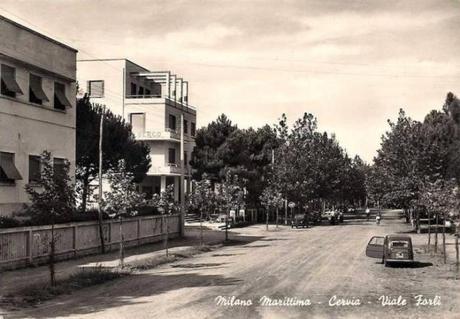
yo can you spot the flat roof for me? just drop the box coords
[0,15,77,53]
[77,58,150,73]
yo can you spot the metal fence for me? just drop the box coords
[0,214,180,270]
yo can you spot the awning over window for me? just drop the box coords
[2,67,23,94]
[0,153,22,180]
[55,89,72,108]
[30,75,49,101]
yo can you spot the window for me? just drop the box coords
[183,119,188,134]
[53,158,66,177]
[130,83,137,96]
[28,155,41,183]
[54,82,71,110]
[168,148,176,164]
[184,151,188,166]
[191,122,196,136]
[130,113,145,137]
[1,64,23,98]
[0,152,22,184]
[168,114,176,130]
[138,86,144,96]
[88,80,104,98]
[145,88,151,96]
[29,74,49,105]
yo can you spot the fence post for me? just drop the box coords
[73,224,78,258]
[28,229,33,263]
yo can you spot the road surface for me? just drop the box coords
[8,210,460,319]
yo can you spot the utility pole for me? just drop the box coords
[180,113,185,237]
[98,110,106,253]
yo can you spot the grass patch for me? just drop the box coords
[128,255,179,270]
[1,266,128,308]
[127,244,222,270]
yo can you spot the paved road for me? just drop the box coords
[10,210,460,319]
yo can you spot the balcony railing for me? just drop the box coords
[125,94,197,111]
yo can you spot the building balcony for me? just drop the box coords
[134,128,195,142]
[146,163,193,176]
[125,95,196,114]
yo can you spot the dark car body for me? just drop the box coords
[291,213,309,228]
[365,235,414,266]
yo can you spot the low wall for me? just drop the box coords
[0,214,181,270]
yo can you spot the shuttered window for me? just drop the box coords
[28,155,41,183]
[1,64,23,98]
[88,80,104,98]
[54,82,71,110]
[29,74,49,105]
[0,152,22,183]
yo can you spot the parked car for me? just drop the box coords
[365,234,414,266]
[291,213,309,228]
[321,210,337,225]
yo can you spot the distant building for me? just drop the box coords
[77,59,196,201]
[0,16,77,216]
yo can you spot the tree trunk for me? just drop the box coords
[435,213,439,253]
[276,207,279,229]
[200,209,203,246]
[416,209,421,234]
[49,223,56,286]
[81,177,89,213]
[162,214,169,257]
[119,216,124,268]
[266,206,269,231]
[225,211,229,242]
[442,212,446,264]
[455,230,459,279]
[98,211,106,254]
[427,209,431,250]
[165,217,169,257]
[284,199,288,225]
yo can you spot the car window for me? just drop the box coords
[390,241,408,248]
[370,237,384,245]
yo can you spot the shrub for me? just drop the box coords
[0,216,22,228]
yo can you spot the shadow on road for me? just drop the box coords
[171,262,228,269]
[14,273,243,319]
[259,238,291,242]
[211,253,242,257]
[386,261,433,268]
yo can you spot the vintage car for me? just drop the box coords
[321,210,337,225]
[365,234,414,266]
[291,213,309,228]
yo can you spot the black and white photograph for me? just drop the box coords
[1,1,460,318]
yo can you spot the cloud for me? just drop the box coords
[164,24,242,47]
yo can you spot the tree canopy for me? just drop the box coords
[76,95,151,211]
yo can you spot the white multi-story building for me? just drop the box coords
[77,59,196,201]
[0,16,77,216]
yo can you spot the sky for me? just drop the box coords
[1,0,460,162]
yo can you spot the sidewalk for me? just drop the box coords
[0,227,225,297]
